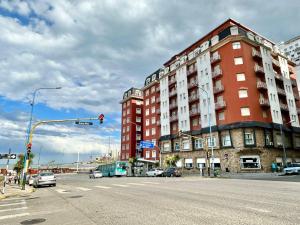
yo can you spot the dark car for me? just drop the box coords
[163,167,181,177]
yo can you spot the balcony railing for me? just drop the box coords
[169,103,178,110]
[170,115,178,122]
[212,69,222,79]
[291,79,297,87]
[188,81,198,89]
[188,95,199,102]
[187,67,197,76]
[156,108,161,114]
[272,59,280,68]
[279,103,289,111]
[277,87,286,96]
[169,90,177,97]
[257,81,268,90]
[213,85,224,94]
[215,100,226,110]
[211,53,221,64]
[289,67,294,74]
[168,79,176,86]
[189,109,200,116]
[252,48,262,58]
[254,64,265,74]
[274,72,283,81]
[259,98,270,107]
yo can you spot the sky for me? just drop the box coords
[0,0,299,165]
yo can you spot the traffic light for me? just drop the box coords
[98,114,104,124]
[26,143,32,154]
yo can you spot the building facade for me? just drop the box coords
[120,19,300,173]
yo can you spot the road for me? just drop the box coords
[0,174,299,225]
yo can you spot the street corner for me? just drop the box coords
[0,185,35,201]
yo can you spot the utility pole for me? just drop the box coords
[76,152,79,173]
[2,148,11,194]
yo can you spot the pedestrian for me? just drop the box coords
[14,175,18,184]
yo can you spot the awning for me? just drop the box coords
[137,158,159,163]
[185,158,193,163]
[276,157,283,163]
[210,158,220,163]
[196,158,206,163]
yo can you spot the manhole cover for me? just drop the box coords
[69,195,83,198]
[20,218,46,225]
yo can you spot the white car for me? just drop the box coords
[89,171,103,179]
[28,175,38,186]
[33,172,56,188]
[284,163,300,175]
[146,169,164,177]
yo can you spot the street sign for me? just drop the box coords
[140,141,154,149]
[0,154,16,159]
[75,121,93,125]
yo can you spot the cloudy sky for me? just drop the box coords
[0,0,299,165]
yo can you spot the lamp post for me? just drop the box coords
[280,120,295,168]
[22,87,62,190]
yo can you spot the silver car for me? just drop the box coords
[89,170,103,179]
[33,172,56,188]
[146,168,164,177]
[284,163,300,175]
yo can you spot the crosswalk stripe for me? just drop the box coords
[0,201,25,207]
[0,197,26,202]
[94,185,111,189]
[76,187,91,191]
[127,183,145,186]
[0,213,30,221]
[143,182,159,184]
[112,184,129,187]
[55,189,68,194]
[0,206,27,213]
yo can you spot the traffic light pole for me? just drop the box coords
[21,116,103,190]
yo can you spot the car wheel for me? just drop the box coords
[53,183,56,187]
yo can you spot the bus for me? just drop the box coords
[96,161,128,177]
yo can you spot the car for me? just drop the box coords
[284,163,300,175]
[33,172,56,188]
[89,170,103,179]
[146,168,164,177]
[28,174,38,186]
[163,167,181,177]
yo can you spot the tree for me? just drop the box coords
[13,153,35,175]
[164,154,180,167]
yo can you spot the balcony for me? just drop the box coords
[169,90,177,97]
[156,98,160,103]
[215,100,226,110]
[169,103,178,110]
[188,81,198,89]
[156,120,161,126]
[252,48,262,58]
[257,81,268,90]
[170,115,178,122]
[213,85,224,94]
[294,94,300,101]
[291,78,297,87]
[156,87,160,92]
[168,79,176,86]
[279,103,289,112]
[254,64,265,74]
[212,69,222,79]
[259,98,270,107]
[272,59,280,68]
[277,87,286,96]
[188,95,199,103]
[274,72,283,81]
[211,53,221,64]
[156,108,161,114]
[187,67,197,76]
[189,109,200,116]
[288,67,294,74]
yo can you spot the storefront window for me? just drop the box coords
[240,156,261,169]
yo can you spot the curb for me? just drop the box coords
[0,186,35,201]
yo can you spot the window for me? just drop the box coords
[192,118,198,126]
[240,156,261,169]
[145,119,149,126]
[126,126,130,132]
[145,99,149,106]
[145,151,150,158]
[244,132,255,145]
[232,42,241,49]
[222,133,231,147]
[163,143,170,152]
[145,90,149,96]
[295,136,300,148]
[236,73,245,81]
[151,117,156,124]
[136,117,141,122]
[207,137,216,147]
[125,153,129,159]
[151,86,156,93]
[239,90,248,98]
[145,109,149,116]
[152,150,157,158]
[151,128,156,135]
[265,130,273,146]
[136,134,141,140]
[182,140,190,150]
[127,108,130,114]
[234,57,243,65]
[196,158,206,169]
[145,129,149,137]
[241,107,250,116]
[194,138,203,149]
[151,106,155,114]
[136,108,141,114]
[276,133,282,146]
[136,125,141,132]
[185,159,193,169]
[151,96,155,103]
[174,142,180,151]
[218,112,225,120]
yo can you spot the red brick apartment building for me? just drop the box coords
[120,19,300,172]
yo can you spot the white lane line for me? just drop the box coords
[127,183,145,186]
[55,189,68,194]
[76,187,91,191]
[112,184,129,187]
[0,201,25,207]
[94,185,111,189]
[0,206,27,213]
[143,182,159,184]
[245,207,271,213]
[0,197,26,202]
[0,213,30,221]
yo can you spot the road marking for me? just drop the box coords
[245,207,271,213]
[0,206,27,213]
[143,182,159,184]
[0,197,26,202]
[55,189,69,194]
[76,187,91,191]
[0,201,25,207]
[0,213,30,221]
[127,183,145,186]
[94,185,111,189]
[112,184,129,187]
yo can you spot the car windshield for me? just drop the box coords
[40,173,54,176]
[290,163,300,167]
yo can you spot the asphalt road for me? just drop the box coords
[0,174,299,225]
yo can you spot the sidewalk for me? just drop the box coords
[0,183,34,200]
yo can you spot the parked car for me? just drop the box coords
[146,168,164,177]
[33,172,56,188]
[28,175,38,186]
[163,167,181,177]
[89,170,103,179]
[284,163,300,175]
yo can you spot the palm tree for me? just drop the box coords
[164,154,180,167]
[13,153,35,175]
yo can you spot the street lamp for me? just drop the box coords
[280,120,295,168]
[22,86,62,190]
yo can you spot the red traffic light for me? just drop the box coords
[98,114,104,120]
[26,143,32,149]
